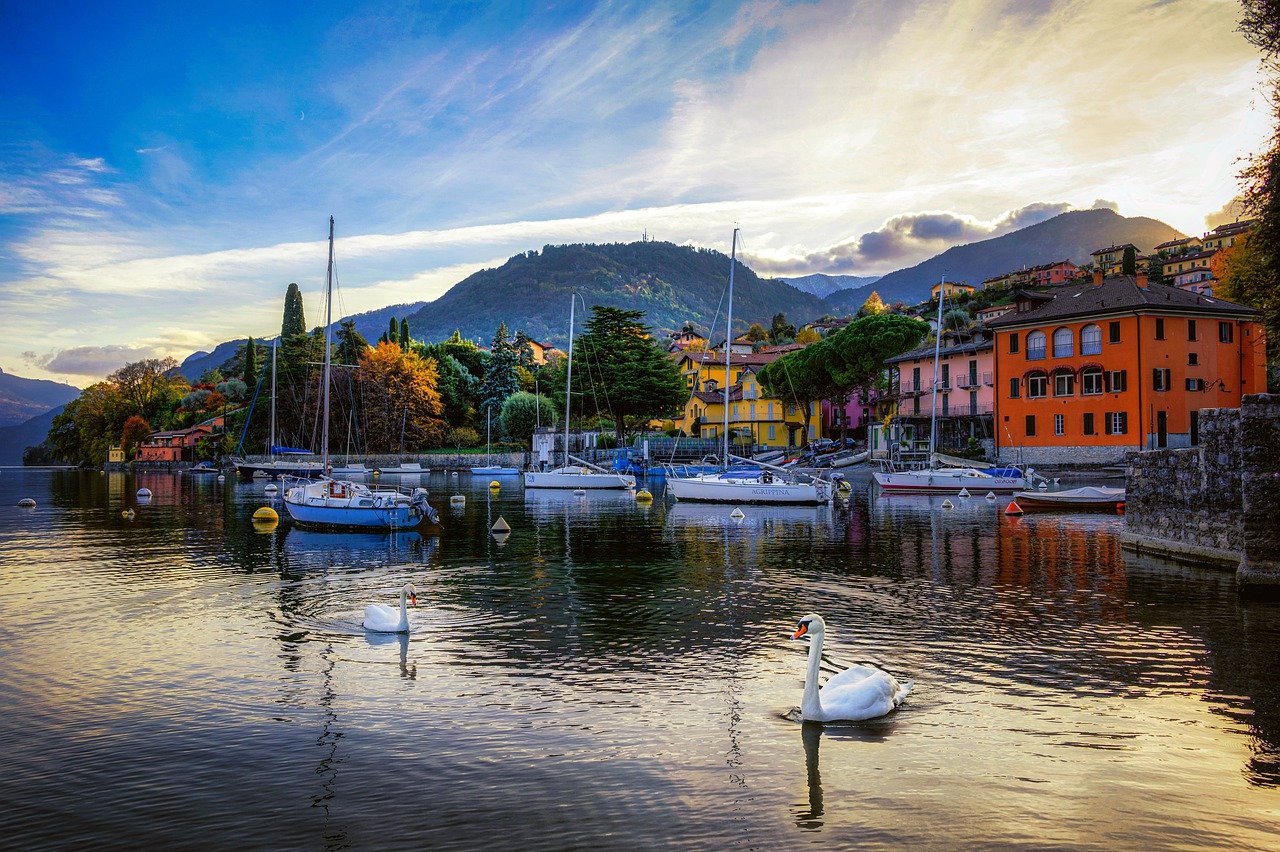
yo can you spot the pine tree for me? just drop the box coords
[282,283,306,339]
[389,317,399,347]
[1122,246,1138,276]
[399,318,410,349]
[477,321,518,416]
[242,337,257,384]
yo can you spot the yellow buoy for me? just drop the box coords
[635,489,653,502]
[489,480,501,490]
[253,506,279,522]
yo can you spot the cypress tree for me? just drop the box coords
[282,283,306,339]
[1121,245,1137,276]
[243,336,257,384]
[389,317,399,346]
[399,318,410,349]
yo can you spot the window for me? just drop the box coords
[749,403,756,419]
[1153,368,1171,392]
[1027,373,1048,398]
[1186,378,1204,391]
[1081,324,1102,355]
[1082,367,1104,395]
[1188,352,1198,366]
[913,396,920,415]
[1054,414,1064,436]
[1009,333,1020,354]
[1104,412,1128,435]
[1188,319,1197,341]
[1219,321,1234,343]
[1053,372,1075,396]
[1025,414,1037,437]
[767,402,774,419]
[768,424,776,441]
[788,404,796,415]
[1107,370,1128,392]
[1027,330,1046,360]
[940,364,950,389]
[912,366,921,393]
[1155,318,1165,340]
[1052,327,1074,358]
[1009,377,1020,398]
[1109,321,1121,343]
[1083,412,1096,435]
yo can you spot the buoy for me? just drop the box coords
[837,479,852,492]
[217,474,225,481]
[985,491,996,500]
[635,489,653,502]
[491,531,510,546]
[372,469,381,479]
[941,498,954,509]
[17,498,36,508]
[122,509,135,520]
[573,489,586,496]
[137,487,151,498]
[264,484,278,494]
[491,516,511,533]
[1004,501,1024,516]
[253,506,279,522]
[489,480,500,490]
[957,488,970,498]
[450,495,465,505]
[1038,481,1048,490]
[729,507,745,519]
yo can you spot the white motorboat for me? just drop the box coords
[1011,485,1125,511]
[376,462,425,475]
[872,465,1026,493]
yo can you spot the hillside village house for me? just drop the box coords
[1089,243,1140,276]
[930,280,975,300]
[884,331,996,452]
[137,421,223,463]
[985,270,1266,465]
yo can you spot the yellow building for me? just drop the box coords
[1201,219,1255,252]
[931,280,975,300]
[673,351,823,448]
[1088,243,1139,275]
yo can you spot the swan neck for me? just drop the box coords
[398,588,409,630]
[802,628,824,719]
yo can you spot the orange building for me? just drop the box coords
[137,423,220,462]
[986,271,1266,465]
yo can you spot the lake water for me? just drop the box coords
[1,468,1278,850]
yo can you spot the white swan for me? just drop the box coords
[363,583,417,633]
[792,613,911,722]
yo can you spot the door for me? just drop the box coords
[1156,410,1168,448]
[1190,410,1200,445]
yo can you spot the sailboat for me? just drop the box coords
[522,294,636,490]
[282,218,440,529]
[232,340,327,478]
[469,408,520,476]
[665,229,832,505]
[872,279,1027,494]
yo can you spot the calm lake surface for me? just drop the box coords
[1,467,1278,850]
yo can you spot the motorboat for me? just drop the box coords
[524,465,635,490]
[665,468,832,504]
[873,464,1027,493]
[376,462,425,476]
[1010,485,1125,511]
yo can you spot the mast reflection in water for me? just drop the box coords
[0,468,1277,849]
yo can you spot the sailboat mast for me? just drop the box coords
[723,228,738,465]
[563,295,575,467]
[269,339,277,459]
[321,216,335,473]
[927,276,946,462]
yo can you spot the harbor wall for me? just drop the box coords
[1121,394,1280,595]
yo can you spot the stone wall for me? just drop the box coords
[1122,406,1241,565]
[996,443,1133,468]
[1122,394,1280,595]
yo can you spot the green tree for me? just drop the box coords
[399,318,410,349]
[282,282,307,339]
[242,336,257,384]
[570,306,686,444]
[768,312,797,345]
[512,330,535,367]
[942,308,971,333]
[744,322,769,343]
[478,321,519,416]
[1121,245,1138,275]
[335,320,369,365]
[1215,237,1276,367]
[500,391,559,445]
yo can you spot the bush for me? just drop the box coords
[216,379,247,401]
[597,434,618,449]
[447,426,481,448]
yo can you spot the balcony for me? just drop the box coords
[954,372,992,389]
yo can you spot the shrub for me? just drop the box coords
[447,426,481,448]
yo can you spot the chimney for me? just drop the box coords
[1136,270,1148,289]
[1092,269,1104,286]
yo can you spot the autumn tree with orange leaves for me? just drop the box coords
[357,341,446,452]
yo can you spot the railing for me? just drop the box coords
[955,372,994,389]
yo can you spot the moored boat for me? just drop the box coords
[1010,485,1125,511]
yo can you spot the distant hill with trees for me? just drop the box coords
[0,368,79,427]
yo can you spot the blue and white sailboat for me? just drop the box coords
[282,217,440,529]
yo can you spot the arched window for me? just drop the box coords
[1027,331,1047,360]
[1081,324,1102,356]
[1052,368,1075,397]
[1053,327,1074,358]
[1025,371,1048,398]
[1081,366,1104,395]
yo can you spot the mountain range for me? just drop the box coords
[782,273,880,299]
[0,368,79,428]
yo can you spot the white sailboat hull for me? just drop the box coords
[666,474,831,504]
[873,468,1026,493]
[523,467,635,489]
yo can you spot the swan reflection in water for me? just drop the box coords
[793,720,894,831]
[364,631,416,679]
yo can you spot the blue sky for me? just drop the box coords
[0,0,1267,385]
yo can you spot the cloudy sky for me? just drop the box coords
[0,0,1268,386]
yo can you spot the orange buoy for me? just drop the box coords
[1004,501,1024,516]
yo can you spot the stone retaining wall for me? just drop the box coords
[1122,394,1280,595]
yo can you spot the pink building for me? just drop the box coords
[822,390,874,439]
[885,331,996,450]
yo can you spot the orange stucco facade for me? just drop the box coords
[993,310,1266,457]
